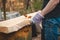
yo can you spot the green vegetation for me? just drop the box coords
[24,0,43,14]
[33,0,43,11]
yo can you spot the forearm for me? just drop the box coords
[41,0,59,16]
[31,0,59,23]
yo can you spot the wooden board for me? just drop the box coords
[0,16,30,33]
[0,25,32,40]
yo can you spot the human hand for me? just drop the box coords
[31,11,44,24]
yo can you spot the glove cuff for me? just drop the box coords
[37,11,44,18]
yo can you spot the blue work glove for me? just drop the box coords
[31,11,44,24]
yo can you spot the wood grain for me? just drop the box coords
[0,25,32,40]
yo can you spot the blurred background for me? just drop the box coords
[0,0,43,20]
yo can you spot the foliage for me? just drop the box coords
[0,0,43,15]
[23,0,43,14]
[33,0,43,11]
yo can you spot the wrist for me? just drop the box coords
[37,11,44,18]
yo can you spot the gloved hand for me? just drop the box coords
[31,11,44,24]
